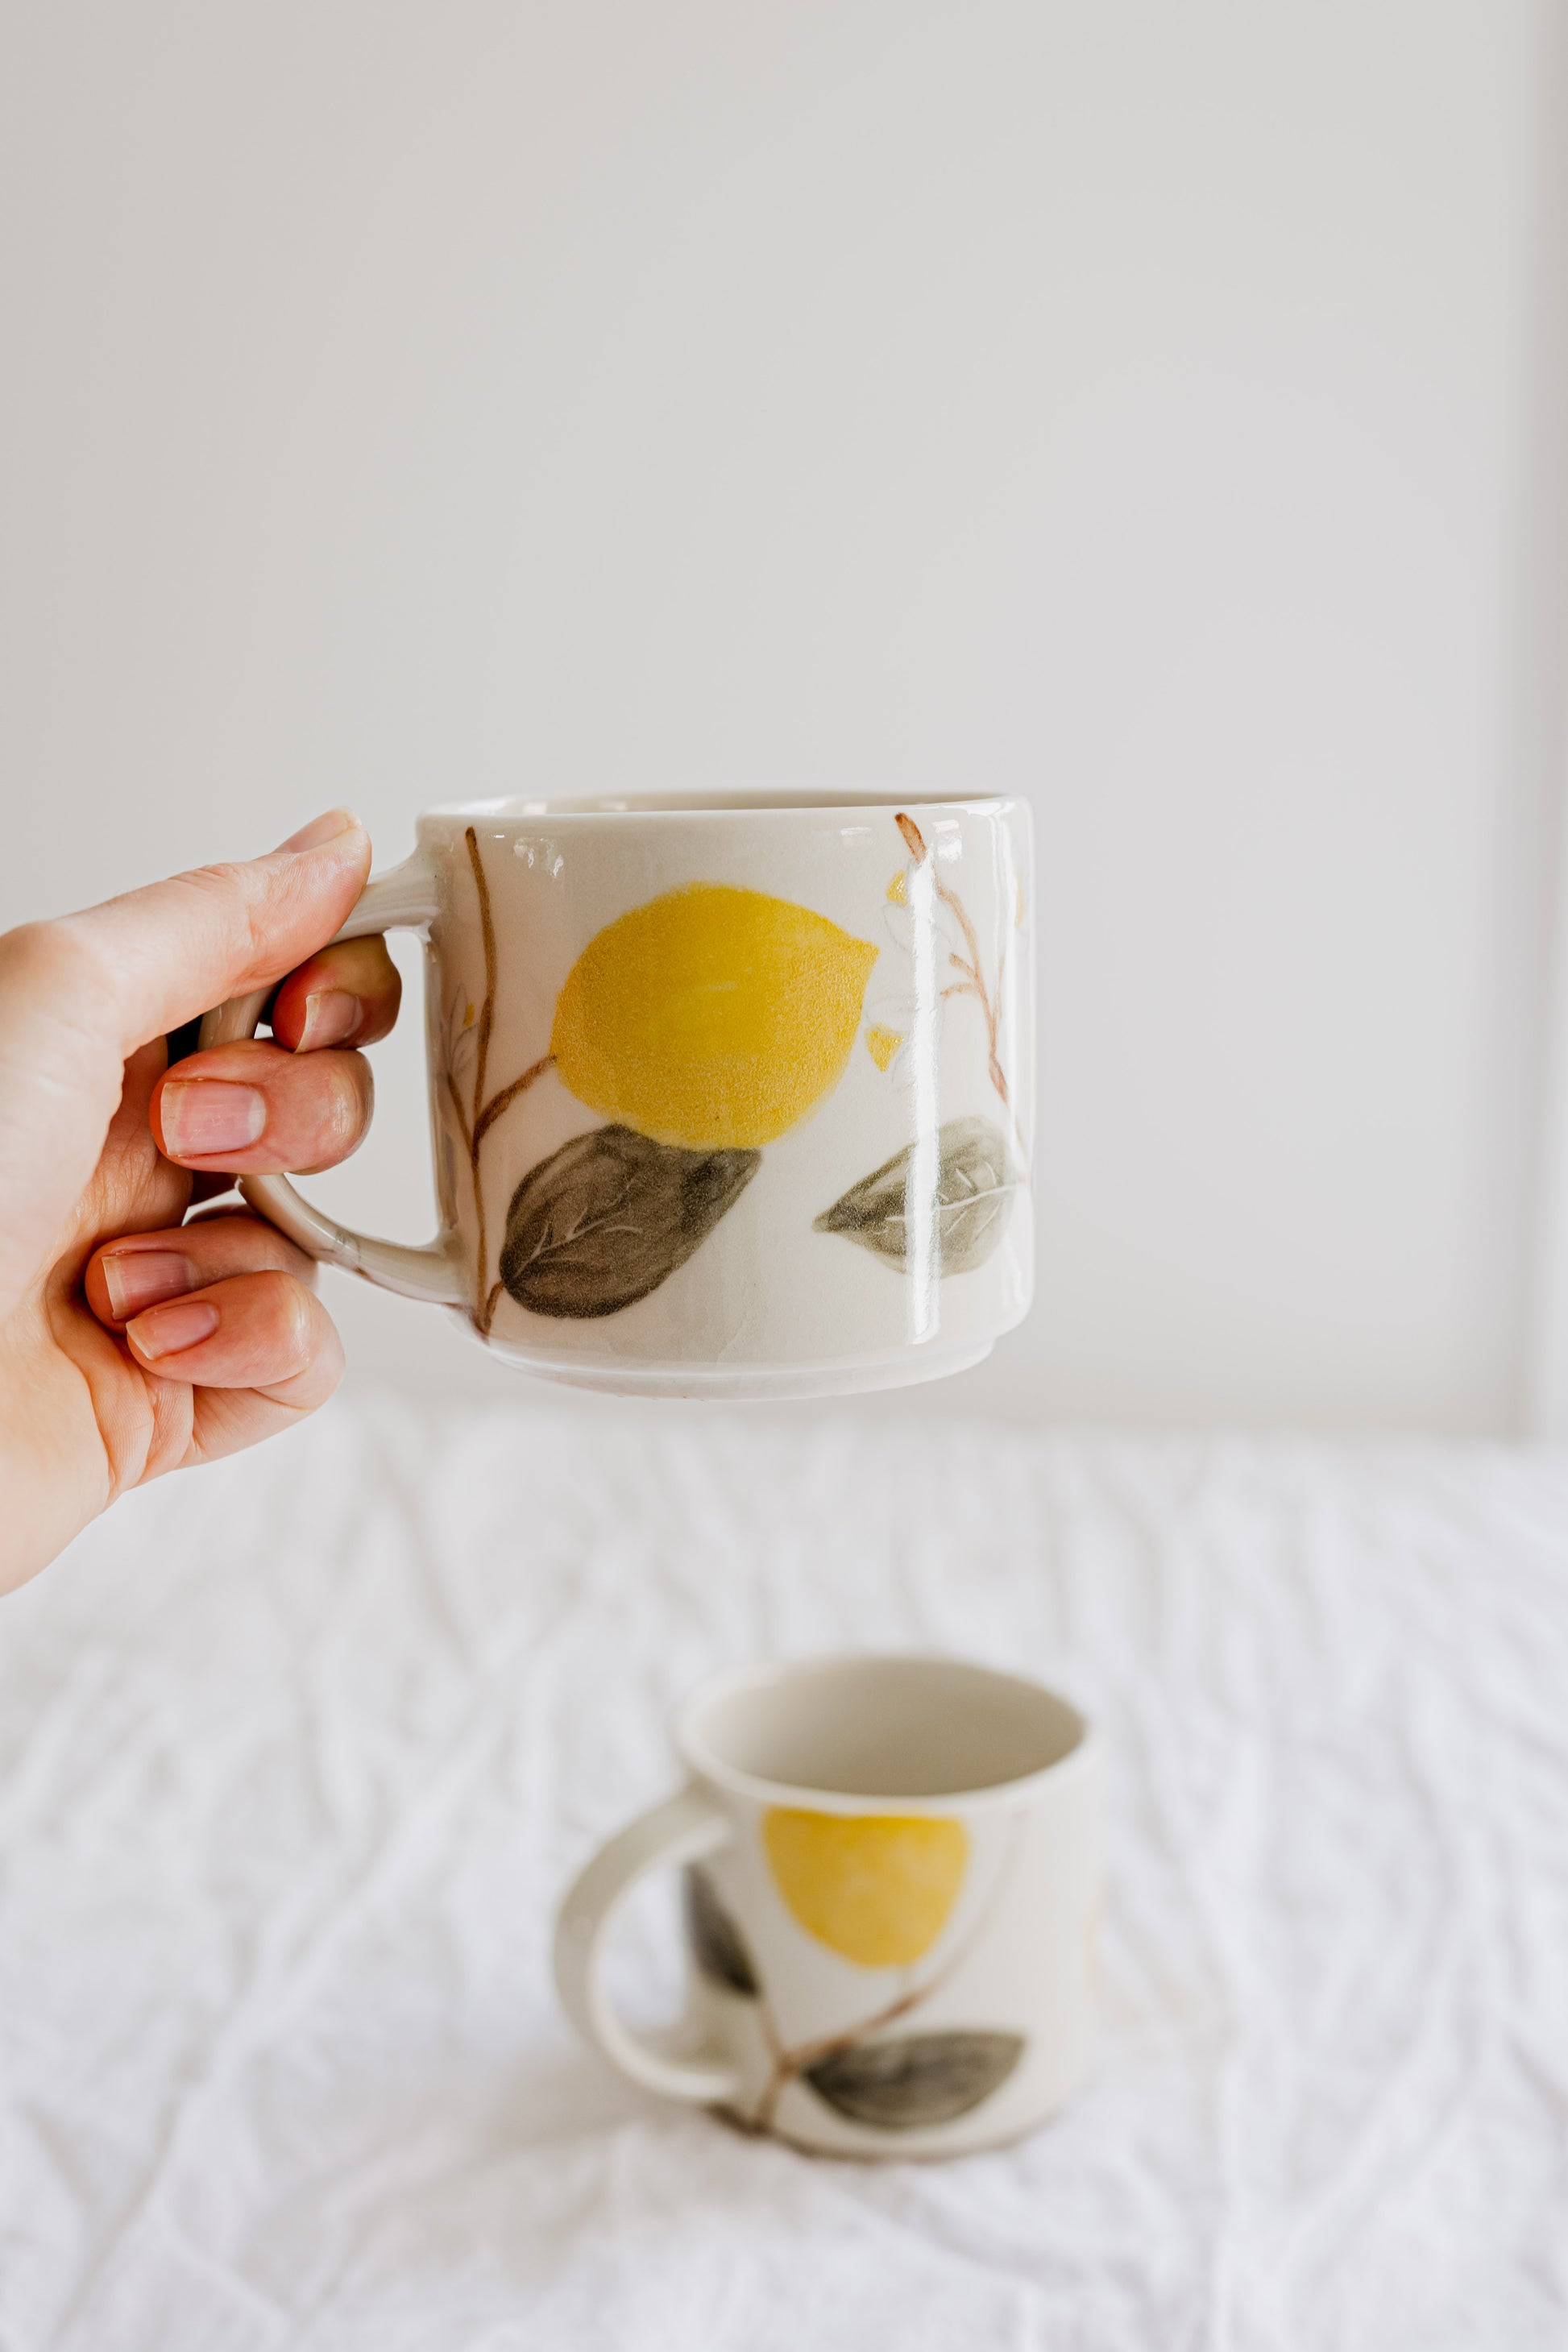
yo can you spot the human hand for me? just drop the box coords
[0,811,400,1591]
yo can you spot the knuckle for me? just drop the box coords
[1,916,106,1001]
[259,1269,318,1373]
[175,863,269,973]
[314,1056,373,1162]
[312,1330,346,1405]
[340,1055,374,1139]
[259,1226,318,1288]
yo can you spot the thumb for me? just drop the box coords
[53,808,372,1055]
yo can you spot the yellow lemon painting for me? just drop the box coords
[550,885,879,1151]
[763,1809,969,1969]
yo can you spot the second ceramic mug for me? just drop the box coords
[554,1654,1101,2158]
[204,792,1034,1399]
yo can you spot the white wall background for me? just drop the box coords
[2,0,1563,1433]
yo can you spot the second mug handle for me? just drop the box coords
[554,1786,745,2108]
[197,852,467,1306]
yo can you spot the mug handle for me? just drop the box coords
[554,1786,745,2106]
[196,852,467,1306]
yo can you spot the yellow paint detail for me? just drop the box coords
[866,1024,904,1072]
[550,885,878,1150]
[886,869,908,905]
[762,1809,969,1968]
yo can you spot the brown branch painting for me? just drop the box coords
[448,826,554,1334]
[894,810,1011,1114]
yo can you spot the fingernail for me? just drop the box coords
[160,1080,267,1159]
[276,808,361,854]
[297,988,363,1052]
[102,1249,196,1320]
[129,1296,220,1360]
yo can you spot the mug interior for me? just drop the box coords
[682,1655,1087,1807]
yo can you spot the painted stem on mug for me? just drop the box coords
[894,811,1012,1118]
[457,826,554,1333]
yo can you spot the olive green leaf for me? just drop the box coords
[500,1125,761,1319]
[812,1116,1016,1276]
[683,1866,760,1997]
[803,2030,1024,2128]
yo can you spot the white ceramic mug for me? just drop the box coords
[554,1655,1101,2159]
[203,792,1034,1400]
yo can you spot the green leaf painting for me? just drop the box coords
[683,1866,761,1998]
[803,2030,1024,2129]
[499,1126,761,1320]
[813,1116,1016,1276]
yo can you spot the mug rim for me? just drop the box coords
[676,1650,1097,1816]
[417,790,1017,823]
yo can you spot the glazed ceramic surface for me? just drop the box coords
[554,1656,1101,2160]
[206,793,1034,1399]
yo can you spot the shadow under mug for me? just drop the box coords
[203,792,1035,1400]
[554,1655,1101,2159]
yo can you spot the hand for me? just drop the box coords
[0,811,400,1591]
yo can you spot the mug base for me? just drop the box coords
[470,1332,996,1401]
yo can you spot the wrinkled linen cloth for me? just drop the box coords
[2,1403,1566,2351]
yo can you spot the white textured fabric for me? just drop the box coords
[2,1405,1566,2350]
